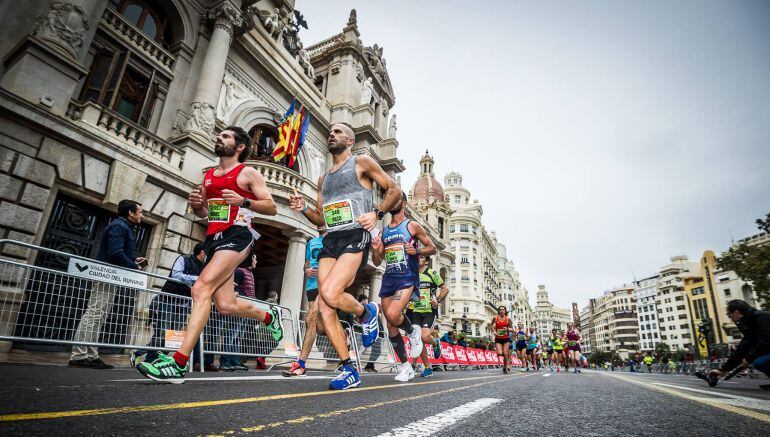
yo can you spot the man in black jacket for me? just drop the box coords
[710,299,770,389]
[69,200,145,369]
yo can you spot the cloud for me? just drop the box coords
[298,0,770,308]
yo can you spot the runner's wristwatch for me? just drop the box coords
[374,208,385,219]
[242,198,252,209]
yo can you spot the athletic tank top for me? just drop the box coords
[515,330,527,342]
[566,330,579,346]
[382,219,418,276]
[203,164,258,236]
[414,268,442,313]
[320,155,372,233]
[494,316,510,339]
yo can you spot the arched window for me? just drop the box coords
[116,0,172,47]
[248,124,278,160]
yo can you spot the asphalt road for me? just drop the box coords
[1,364,768,436]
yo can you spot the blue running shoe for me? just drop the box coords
[360,303,380,348]
[329,365,360,390]
[433,341,442,360]
[421,368,433,378]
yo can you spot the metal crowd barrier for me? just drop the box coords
[296,310,360,370]
[352,322,398,373]
[197,297,299,372]
[0,239,298,372]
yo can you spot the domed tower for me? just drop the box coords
[409,150,454,330]
[411,150,445,205]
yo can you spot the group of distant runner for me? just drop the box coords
[133,121,587,389]
[493,310,585,373]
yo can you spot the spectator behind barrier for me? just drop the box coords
[710,299,770,389]
[440,330,457,345]
[69,199,146,370]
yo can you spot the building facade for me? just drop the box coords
[533,284,571,336]
[0,2,427,347]
[656,255,699,352]
[609,285,638,357]
[634,274,660,352]
[578,302,594,355]
[443,171,524,338]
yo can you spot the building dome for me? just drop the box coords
[410,150,444,202]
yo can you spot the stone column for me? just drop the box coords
[184,1,243,142]
[279,231,309,317]
[1,0,109,115]
[368,269,383,305]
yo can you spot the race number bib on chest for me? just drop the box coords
[207,198,230,222]
[323,199,354,228]
[384,243,406,266]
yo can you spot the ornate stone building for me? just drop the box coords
[442,170,526,338]
[0,1,424,346]
[533,284,571,336]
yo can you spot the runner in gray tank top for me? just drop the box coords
[320,155,372,233]
[289,123,401,390]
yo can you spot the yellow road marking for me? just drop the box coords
[0,374,521,422]
[207,375,529,436]
[603,372,770,423]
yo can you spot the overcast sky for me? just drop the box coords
[298,0,770,309]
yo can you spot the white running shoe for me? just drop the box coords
[395,363,415,382]
[406,327,423,359]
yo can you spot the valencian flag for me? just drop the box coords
[273,99,311,167]
[288,107,310,167]
[272,99,296,161]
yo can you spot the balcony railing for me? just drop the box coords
[247,160,317,206]
[66,101,183,171]
[101,6,175,75]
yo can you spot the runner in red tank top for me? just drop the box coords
[491,306,513,373]
[137,126,283,384]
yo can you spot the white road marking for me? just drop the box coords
[652,382,770,412]
[374,398,503,437]
[542,373,551,378]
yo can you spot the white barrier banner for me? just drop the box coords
[67,258,148,289]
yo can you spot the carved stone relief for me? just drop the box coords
[32,1,90,57]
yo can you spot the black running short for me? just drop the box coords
[405,308,414,323]
[203,225,254,267]
[319,228,370,271]
[495,338,511,345]
[411,311,435,328]
[306,288,319,302]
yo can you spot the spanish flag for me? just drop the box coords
[272,99,296,161]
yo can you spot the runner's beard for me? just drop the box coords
[214,142,237,157]
[389,204,403,215]
[327,140,347,154]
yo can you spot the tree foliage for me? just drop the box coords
[718,212,770,308]
[654,342,671,359]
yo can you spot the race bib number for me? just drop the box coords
[414,287,431,311]
[207,198,230,222]
[384,243,406,266]
[497,329,508,337]
[323,199,354,228]
[568,340,577,346]
[517,334,526,341]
